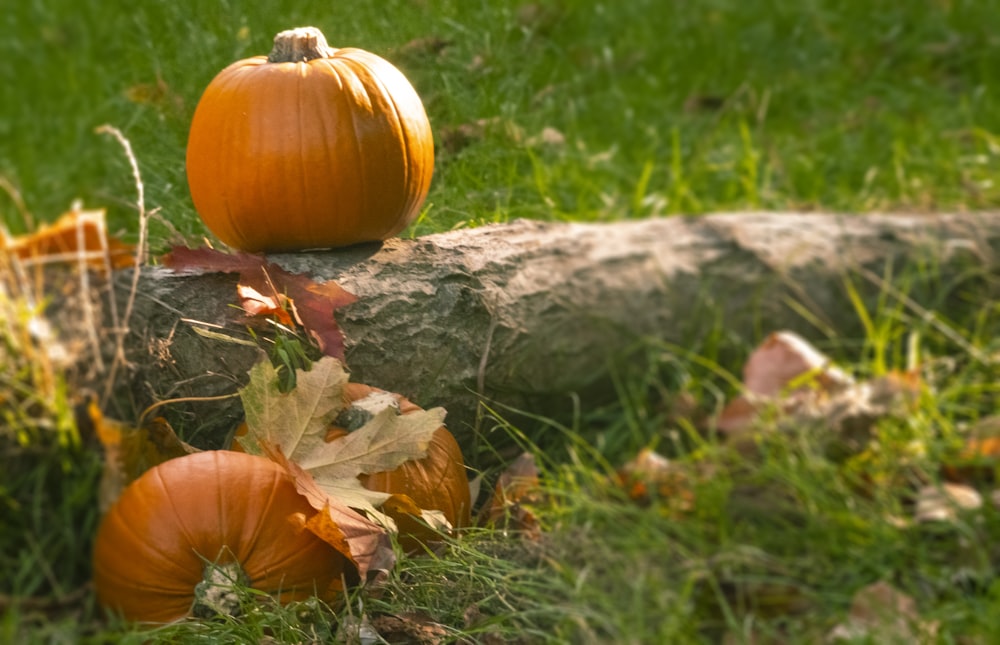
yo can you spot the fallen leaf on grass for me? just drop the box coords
[370,611,448,645]
[827,580,939,643]
[89,402,198,512]
[163,246,356,358]
[1,205,134,270]
[480,452,542,538]
[942,415,1000,485]
[718,330,854,434]
[716,331,922,462]
[913,482,981,524]
[615,448,693,511]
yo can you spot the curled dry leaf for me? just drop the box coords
[1,206,134,270]
[913,482,982,524]
[164,246,356,358]
[718,330,853,434]
[264,448,395,581]
[237,355,464,562]
[616,448,693,511]
[716,331,923,465]
[370,612,448,645]
[942,415,1000,484]
[480,452,542,538]
[89,401,198,512]
[827,580,939,643]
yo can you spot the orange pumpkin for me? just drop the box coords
[92,450,350,623]
[186,26,434,252]
[340,384,471,549]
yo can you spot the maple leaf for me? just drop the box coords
[265,448,395,580]
[238,356,349,459]
[163,246,356,358]
[237,354,445,531]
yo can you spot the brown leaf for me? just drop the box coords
[371,612,448,645]
[90,402,197,512]
[238,357,444,518]
[718,330,853,434]
[266,447,394,581]
[616,448,693,510]
[1,206,134,270]
[163,246,356,358]
[743,331,853,399]
[827,581,939,642]
[480,452,542,538]
[942,416,1000,484]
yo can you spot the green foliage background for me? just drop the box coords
[3,0,1000,243]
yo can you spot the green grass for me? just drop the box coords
[3,0,1000,240]
[5,0,1000,642]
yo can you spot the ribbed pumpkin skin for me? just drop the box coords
[186,47,434,252]
[344,384,471,545]
[92,450,348,623]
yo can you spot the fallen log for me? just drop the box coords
[101,212,997,454]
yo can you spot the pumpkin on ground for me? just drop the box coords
[186,26,434,252]
[92,450,350,623]
[337,383,471,550]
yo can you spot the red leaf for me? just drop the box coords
[163,246,356,358]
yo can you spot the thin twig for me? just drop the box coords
[95,124,150,405]
[0,175,33,230]
[74,206,105,372]
[138,392,241,428]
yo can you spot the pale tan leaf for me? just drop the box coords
[914,483,982,523]
[238,356,349,459]
[298,405,446,479]
[743,330,853,398]
[827,580,939,643]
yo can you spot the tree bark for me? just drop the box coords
[102,213,998,452]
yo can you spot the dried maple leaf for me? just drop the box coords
[236,356,445,569]
[480,452,542,538]
[265,448,395,581]
[1,206,134,270]
[89,402,198,512]
[163,246,356,358]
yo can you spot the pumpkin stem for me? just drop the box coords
[192,559,250,618]
[267,26,336,63]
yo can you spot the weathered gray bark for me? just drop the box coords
[103,213,998,453]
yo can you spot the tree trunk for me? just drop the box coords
[98,213,998,453]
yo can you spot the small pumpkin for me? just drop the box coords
[92,450,350,623]
[186,26,434,252]
[337,383,471,550]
